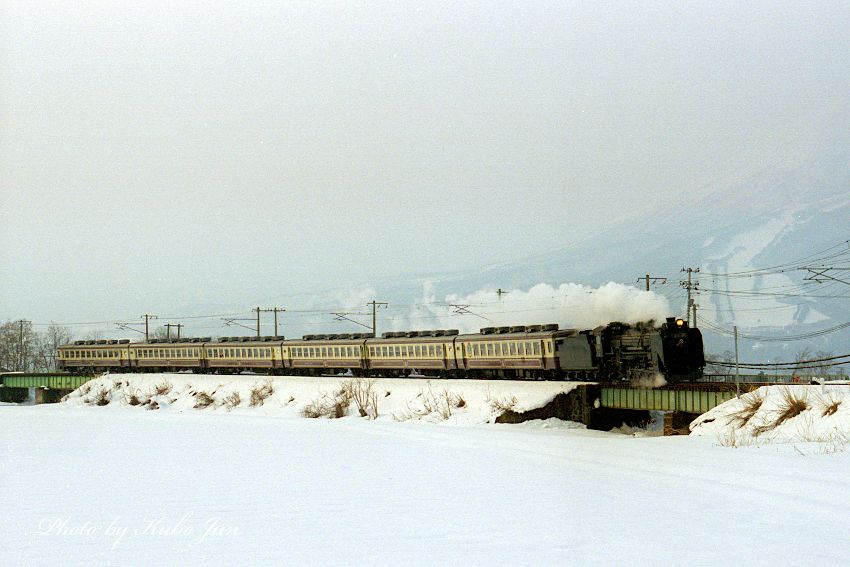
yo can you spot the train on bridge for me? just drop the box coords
[58,317,704,382]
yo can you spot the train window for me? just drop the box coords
[413,345,419,357]
[391,346,398,357]
[320,347,326,357]
[545,342,551,354]
[510,342,517,355]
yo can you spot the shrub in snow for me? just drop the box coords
[489,395,518,414]
[88,388,111,406]
[125,390,143,406]
[153,380,172,396]
[250,380,274,407]
[339,378,379,419]
[393,385,465,421]
[193,391,216,409]
[302,388,352,419]
[222,391,241,410]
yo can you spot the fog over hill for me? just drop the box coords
[363,135,850,366]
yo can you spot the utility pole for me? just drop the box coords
[257,307,285,336]
[637,274,667,292]
[692,302,698,328]
[142,314,158,341]
[734,325,740,397]
[366,300,388,338]
[680,268,699,326]
[164,323,183,340]
[15,319,31,371]
[496,288,507,300]
[253,307,262,337]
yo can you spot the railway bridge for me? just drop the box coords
[0,373,95,403]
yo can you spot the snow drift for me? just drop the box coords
[62,373,586,426]
[690,384,850,449]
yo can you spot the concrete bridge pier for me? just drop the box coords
[33,387,73,404]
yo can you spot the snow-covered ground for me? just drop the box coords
[57,373,583,424]
[691,384,850,450]
[2,376,850,566]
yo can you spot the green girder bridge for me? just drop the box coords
[1,372,96,390]
[600,385,740,414]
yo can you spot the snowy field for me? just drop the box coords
[2,376,850,566]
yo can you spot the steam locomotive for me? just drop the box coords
[58,317,704,382]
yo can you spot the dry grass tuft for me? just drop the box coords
[222,391,241,410]
[125,390,143,406]
[774,387,809,427]
[250,380,274,407]
[93,388,111,406]
[153,380,172,396]
[393,385,464,421]
[727,391,765,428]
[814,390,843,417]
[302,394,349,419]
[489,395,518,414]
[750,387,810,436]
[193,391,216,409]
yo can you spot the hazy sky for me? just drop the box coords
[2,1,849,333]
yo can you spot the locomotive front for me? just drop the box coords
[657,317,705,382]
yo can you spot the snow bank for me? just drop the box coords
[62,373,586,426]
[690,385,850,449]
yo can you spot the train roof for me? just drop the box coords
[456,329,581,341]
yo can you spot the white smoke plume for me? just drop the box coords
[388,281,672,333]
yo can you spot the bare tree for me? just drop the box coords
[705,350,735,375]
[0,320,40,371]
[36,323,73,371]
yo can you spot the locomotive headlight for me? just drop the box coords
[675,319,684,327]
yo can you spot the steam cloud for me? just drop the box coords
[389,281,672,333]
